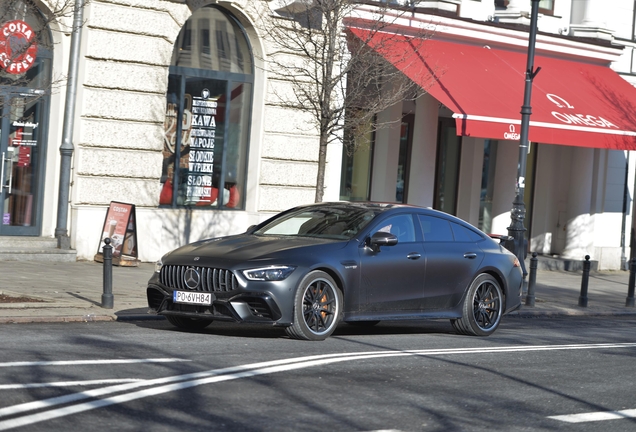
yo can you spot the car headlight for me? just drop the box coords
[155,258,163,273]
[242,266,296,281]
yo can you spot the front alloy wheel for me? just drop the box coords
[452,273,503,336]
[285,270,343,341]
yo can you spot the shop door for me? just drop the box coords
[0,89,47,236]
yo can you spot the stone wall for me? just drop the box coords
[66,0,325,260]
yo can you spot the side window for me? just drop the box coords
[418,215,454,242]
[372,214,416,243]
[451,222,484,242]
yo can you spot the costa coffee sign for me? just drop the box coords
[0,20,38,75]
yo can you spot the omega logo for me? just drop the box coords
[504,124,520,140]
[546,94,574,109]
[546,93,618,129]
[183,267,201,290]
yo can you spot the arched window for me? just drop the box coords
[160,5,253,210]
[0,2,53,236]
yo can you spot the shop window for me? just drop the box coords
[340,115,375,201]
[538,0,554,15]
[495,0,554,15]
[479,139,498,234]
[434,118,461,215]
[396,114,413,203]
[161,5,253,210]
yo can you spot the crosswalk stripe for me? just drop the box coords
[549,409,636,423]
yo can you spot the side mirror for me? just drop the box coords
[368,231,398,252]
[246,225,257,233]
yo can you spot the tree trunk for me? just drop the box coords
[314,132,329,203]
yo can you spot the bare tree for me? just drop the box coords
[261,0,435,202]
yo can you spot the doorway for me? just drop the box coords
[0,89,49,235]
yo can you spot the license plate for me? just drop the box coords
[173,291,213,305]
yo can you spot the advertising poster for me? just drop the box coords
[95,202,139,265]
[185,88,218,205]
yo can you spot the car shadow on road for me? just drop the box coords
[118,315,458,339]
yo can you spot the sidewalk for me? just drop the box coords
[0,261,157,323]
[1,260,636,324]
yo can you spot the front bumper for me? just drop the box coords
[146,267,291,324]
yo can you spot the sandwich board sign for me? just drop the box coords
[94,201,140,267]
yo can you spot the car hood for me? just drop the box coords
[163,234,349,265]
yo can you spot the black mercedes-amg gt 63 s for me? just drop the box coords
[147,202,522,340]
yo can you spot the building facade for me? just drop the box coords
[1,0,636,270]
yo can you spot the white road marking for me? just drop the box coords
[0,343,634,431]
[0,358,190,368]
[549,409,636,423]
[0,379,144,390]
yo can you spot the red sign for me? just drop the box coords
[17,146,30,167]
[0,20,38,75]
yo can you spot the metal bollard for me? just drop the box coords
[626,257,636,307]
[101,237,114,309]
[525,252,538,307]
[578,255,590,307]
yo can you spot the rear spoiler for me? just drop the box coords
[488,234,513,245]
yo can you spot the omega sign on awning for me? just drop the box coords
[348,27,636,150]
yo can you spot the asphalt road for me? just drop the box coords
[1,316,636,431]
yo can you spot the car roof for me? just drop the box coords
[304,202,485,233]
[308,201,417,211]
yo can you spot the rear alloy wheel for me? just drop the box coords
[166,315,213,331]
[452,273,503,336]
[285,271,343,341]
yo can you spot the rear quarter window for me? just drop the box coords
[451,222,484,242]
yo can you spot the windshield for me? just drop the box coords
[254,206,376,239]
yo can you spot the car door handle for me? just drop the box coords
[464,252,478,259]
[407,253,421,260]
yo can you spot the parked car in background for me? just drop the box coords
[147,202,523,340]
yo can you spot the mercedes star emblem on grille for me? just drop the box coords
[183,267,201,290]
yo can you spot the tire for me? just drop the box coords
[285,271,343,341]
[451,273,504,336]
[166,315,213,330]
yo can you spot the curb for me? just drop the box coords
[0,313,166,324]
[508,310,636,318]
[0,315,117,324]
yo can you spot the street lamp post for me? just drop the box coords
[507,0,541,286]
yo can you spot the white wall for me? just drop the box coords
[40,2,73,239]
[66,0,324,260]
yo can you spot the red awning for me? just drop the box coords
[348,27,636,150]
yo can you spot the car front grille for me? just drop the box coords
[160,265,238,292]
